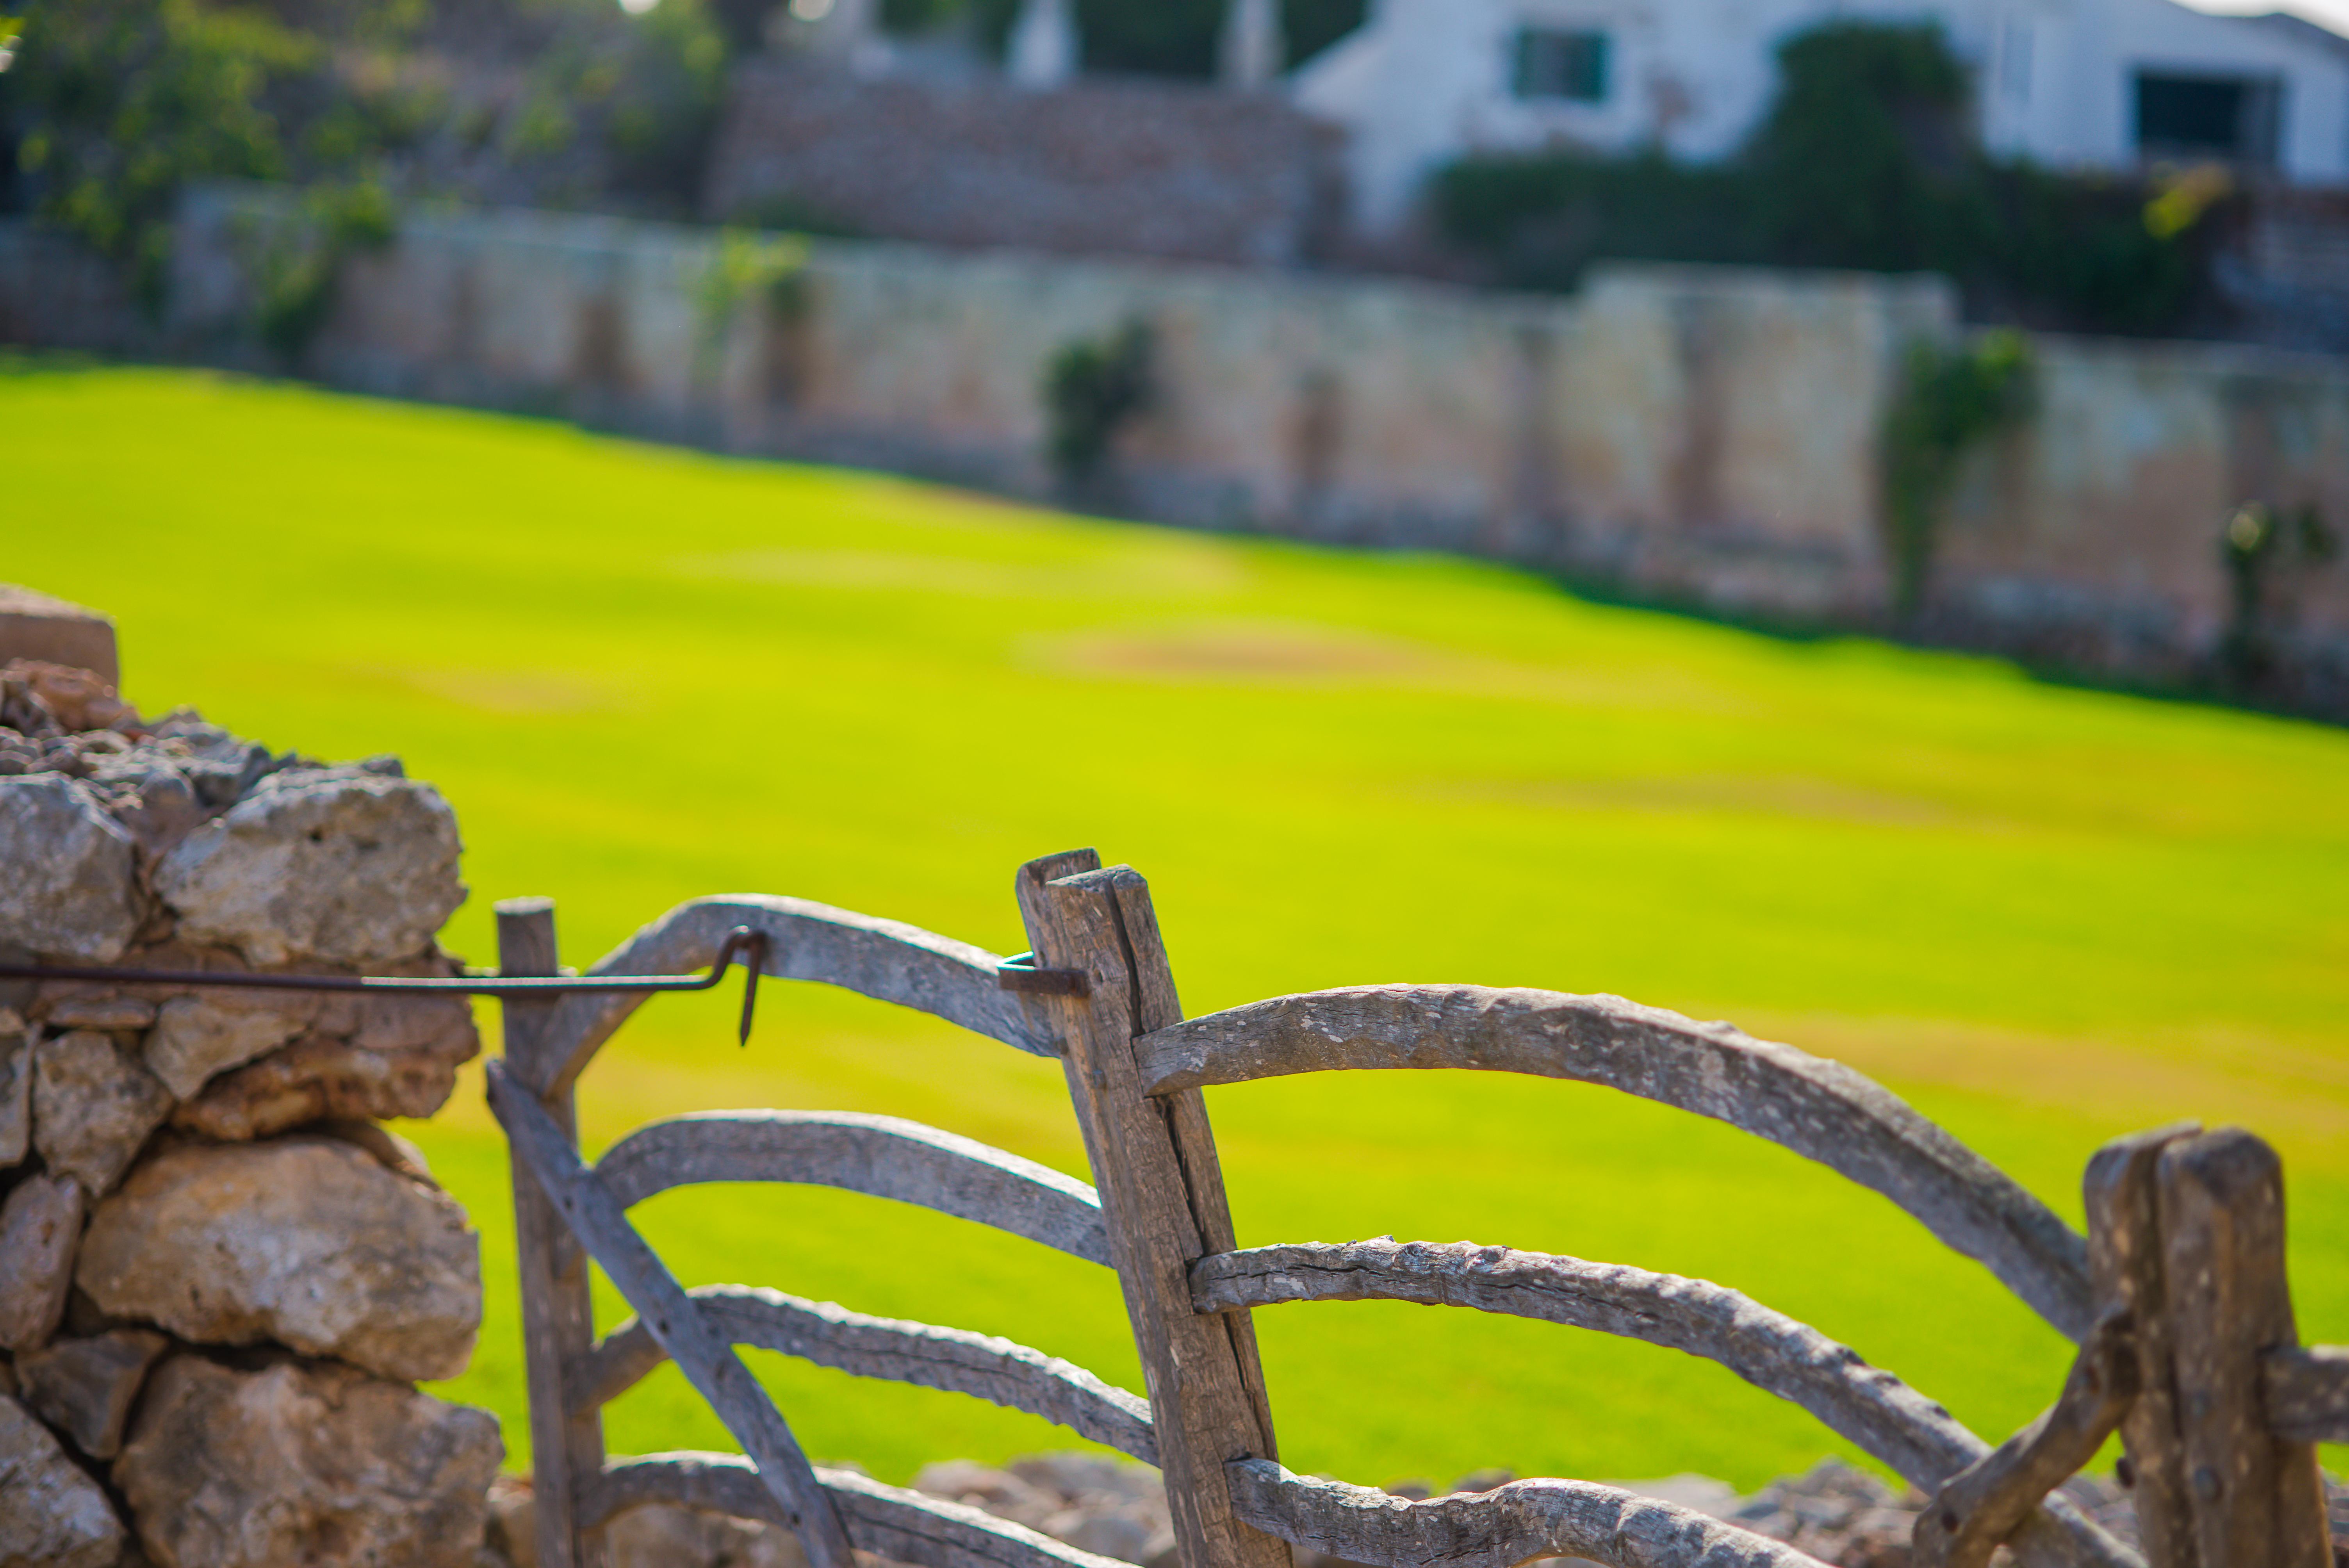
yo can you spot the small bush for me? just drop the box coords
[2219,501,2338,686]
[250,177,399,363]
[1881,330,2035,617]
[9,0,318,310]
[1043,320,1153,485]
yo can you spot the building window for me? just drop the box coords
[1513,28,1610,104]
[2135,71,2280,164]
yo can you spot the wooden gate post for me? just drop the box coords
[2155,1127,2331,1568]
[499,898,611,1568]
[1016,852,1292,1568]
[2084,1123,2200,1568]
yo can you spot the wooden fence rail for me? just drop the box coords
[492,855,2349,1568]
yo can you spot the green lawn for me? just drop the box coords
[10,360,2347,1493]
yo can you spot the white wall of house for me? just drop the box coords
[1297,0,2349,234]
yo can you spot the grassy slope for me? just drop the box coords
[9,362,2345,1491]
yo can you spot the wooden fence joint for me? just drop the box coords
[1017,852,1292,1568]
[2156,1127,2331,1568]
[1912,1307,2138,1568]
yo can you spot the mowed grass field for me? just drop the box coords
[9,361,2347,1492]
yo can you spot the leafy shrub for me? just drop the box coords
[1043,319,1152,483]
[691,225,808,377]
[248,176,397,363]
[8,0,316,309]
[2219,501,2339,686]
[1433,21,2228,335]
[605,0,728,198]
[1880,330,2034,617]
[5,0,736,330]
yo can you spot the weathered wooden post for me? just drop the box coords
[1016,852,1292,1568]
[2084,1123,2200,1568]
[2155,1128,2331,1568]
[499,897,612,1568]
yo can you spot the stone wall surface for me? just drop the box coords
[705,63,1336,268]
[127,186,2349,713]
[0,633,498,1567]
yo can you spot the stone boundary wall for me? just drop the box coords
[9,186,2348,713]
[705,62,1337,269]
[0,607,499,1568]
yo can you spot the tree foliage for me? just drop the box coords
[1044,318,1152,483]
[1881,330,2034,618]
[4,0,728,313]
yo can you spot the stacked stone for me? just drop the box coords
[0,652,500,1568]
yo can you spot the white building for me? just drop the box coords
[1295,0,2349,233]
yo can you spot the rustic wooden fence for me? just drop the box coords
[487,851,2349,1568]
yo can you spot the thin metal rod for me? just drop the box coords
[0,927,774,1044]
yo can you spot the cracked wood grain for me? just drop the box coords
[593,1110,1109,1265]
[1137,985,2092,1340]
[499,899,609,1568]
[2263,1345,2349,1443]
[572,1284,1155,1462]
[1018,853,1291,1568]
[2157,1129,2332,1568]
[520,894,1059,1099]
[2084,1124,2198,1568]
[1191,1239,2134,1568]
[583,1454,1139,1568]
[1911,1309,2143,1568]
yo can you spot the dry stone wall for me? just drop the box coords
[0,643,500,1568]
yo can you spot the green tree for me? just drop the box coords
[10,0,314,306]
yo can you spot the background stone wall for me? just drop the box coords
[12,184,2349,715]
[705,62,1337,268]
[0,611,500,1568]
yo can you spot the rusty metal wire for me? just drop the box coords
[0,927,772,1044]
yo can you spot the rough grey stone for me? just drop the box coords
[15,1327,169,1460]
[487,1475,810,1568]
[171,1021,478,1142]
[0,774,139,962]
[0,1392,126,1568]
[143,992,308,1101]
[1722,1458,1920,1568]
[116,1354,501,1568]
[76,1135,481,1381]
[0,1025,29,1168]
[32,1031,172,1195]
[313,1118,437,1185]
[489,1472,813,1568]
[918,1455,1177,1568]
[39,994,158,1032]
[0,1174,86,1352]
[154,770,467,966]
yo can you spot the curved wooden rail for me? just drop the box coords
[595,1111,1110,1265]
[2263,1344,2349,1443]
[1139,986,2093,1339]
[574,1285,1155,1463]
[519,895,1060,1097]
[1192,1240,2136,1568]
[1225,1459,1831,1568]
[584,1455,1137,1568]
[487,1060,853,1568]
